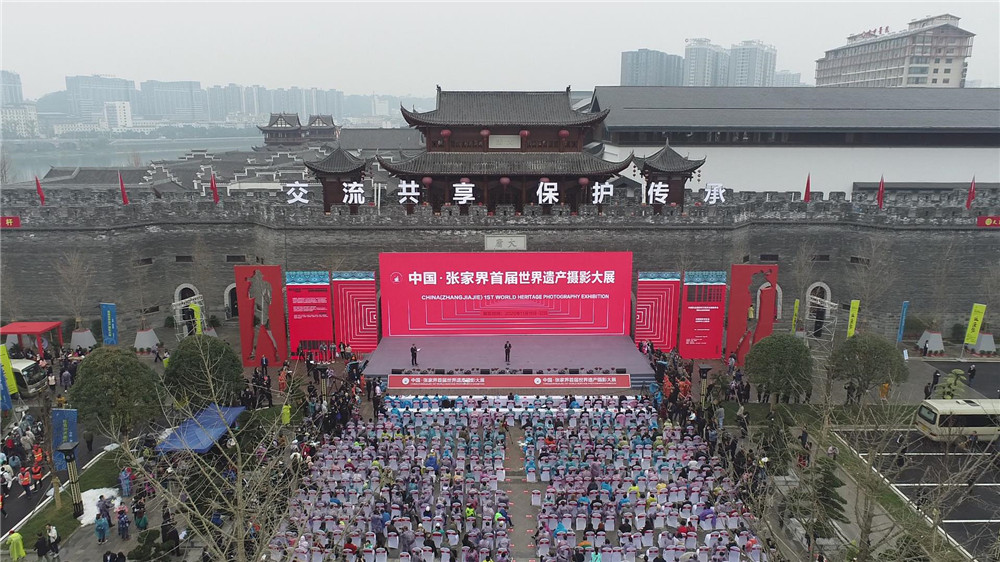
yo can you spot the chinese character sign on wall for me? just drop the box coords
[342,181,365,205]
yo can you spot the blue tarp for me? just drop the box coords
[156,404,246,454]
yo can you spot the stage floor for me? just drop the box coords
[365,335,655,380]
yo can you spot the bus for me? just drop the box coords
[915,399,1000,443]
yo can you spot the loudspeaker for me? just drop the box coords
[481,368,491,375]
[522,368,533,374]
[391,369,404,375]
[615,368,627,374]
[435,368,445,375]
[569,368,580,374]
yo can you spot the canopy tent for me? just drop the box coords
[156,404,246,454]
[1,321,65,351]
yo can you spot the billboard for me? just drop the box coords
[234,265,288,367]
[52,409,78,471]
[100,303,118,345]
[379,252,633,337]
[678,271,727,360]
[331,272,378,353]
[286,271,334,359]
[635,272,681,352]
[389,373,631,390]
[726,264,779,365]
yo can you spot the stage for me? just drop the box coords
[364,335,655,392]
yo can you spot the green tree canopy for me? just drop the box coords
[791,456,849,539]
[69,346,160,436]
[829,333,908,395]
[163,335,243,410]
[744,334,814,400]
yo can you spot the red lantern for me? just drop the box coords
[440,129,451,138]
[500,177,511,186]
[480,129,490,137]
[578,177,589,186]
[422,177,433,186]
[519,130,530,138]
[540,177,550,184]
[558,130,570,139]
[460,177,470,184]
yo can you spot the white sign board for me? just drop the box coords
[488,135,521,150]
[485,235,527,251]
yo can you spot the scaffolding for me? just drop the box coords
[805,294,840,399]
[170,294,208,342]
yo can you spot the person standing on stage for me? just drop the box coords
[504,341,512,363]
[411,344,419,366]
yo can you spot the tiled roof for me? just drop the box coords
[401,88,609,127]
[260,113,302,130]
[337,128,424,151]
[591,86,1000,131]
[304,146,367,175]
[42,167,149,185]
[306,115,336,128]
[637,143,705,174]
[377,152,633,177]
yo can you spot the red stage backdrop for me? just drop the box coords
[678,271,728,360]
[379,252,633,337]
[331,272,378,353]
[726,264,779,365]
[635,272,681,352]
[389,373,631,390]
[234,265,287,367]
[285,271,334,359]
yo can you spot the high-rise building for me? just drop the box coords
[1,103,38,137]
[104,101,133,129]
[1,70,24,106]
[224,83,245,116]
[728,40,777,87]
[816,14,974,88]
[66,75,136,121]
[773,70,805,87]
[207,86,226,121]
[684,39,730,86]
[139,80,208,121]
[620,49,685,86]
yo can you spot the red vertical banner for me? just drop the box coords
[678,271,727,360]
[285,271,334,361]
[331,272,378,353]
[234,265,287,367]
[635,272,681,352]
[726,264,779,365]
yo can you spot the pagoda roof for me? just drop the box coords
[401,87,610,128]
[377,151,633,178]
[258,113,303,131]
[304,145,367,175]
[306,115,336,128]
[637,142,705,174]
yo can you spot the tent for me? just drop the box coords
[156,404,246,454]
[1,321,65,351]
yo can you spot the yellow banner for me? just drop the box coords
[190,304,203,335]
[790,299,800,333]
[847,300,860,337]
[964,303,987,345]
[1,344,18,396]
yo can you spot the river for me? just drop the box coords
[4,137,260,182]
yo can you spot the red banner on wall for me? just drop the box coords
[977,216,1000,227]
[389,373,631,390]
[726,264,779,365]
[332,272,378,353]
[234,265,288,367]
[635,273,681,352]
[379,252,633,337]
[678,271,727,360]
[286,271,334,360]
[0,216,22,228]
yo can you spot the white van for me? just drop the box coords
[915,399,1000,442]
[9,359,46,397]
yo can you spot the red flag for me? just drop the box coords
[803,173,811,203]
[210,173,220,204]
[966,176,976,210]
[876,175,885,209]
[35,176,45,206]
[118,171,130,205]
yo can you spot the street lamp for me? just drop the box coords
[57,441,84,517]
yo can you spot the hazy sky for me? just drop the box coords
[3,1,998,99]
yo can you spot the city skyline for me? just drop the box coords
[2,1,998,100]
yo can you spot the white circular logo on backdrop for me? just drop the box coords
[401,378,410,385]
[534,378,542,385]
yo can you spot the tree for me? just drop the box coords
[163,335,243,410]
[789,456,849,542]
[757,409,793,475]
[55,251,96,329]
[935,369,968,400]
[0,148,12,184]
[744,334,814,401]
[68,347,161,437]
[788,241,816,332]
[829,333,907,399]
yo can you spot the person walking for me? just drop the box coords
[923,383,933,399]
[410,344,419,366]
[6,530,26,561]
[504,341,512,363]
[46,524,60,562]
[932,370,941,387]
[260,355,269,377]
[32,532,50,561]
[83,430,94,454]
[94,514,110,544]
[117,508,132,540]
[969,364,977,384]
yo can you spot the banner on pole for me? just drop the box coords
[896,301,910,344]
[0,365,11,411]
[100,303,118,345]
[964,303,987,346]
[51,409,78,471]
[847,300,860,338]
[790,299,800,333]
[190,303,204,335]
[0,344,17,399]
